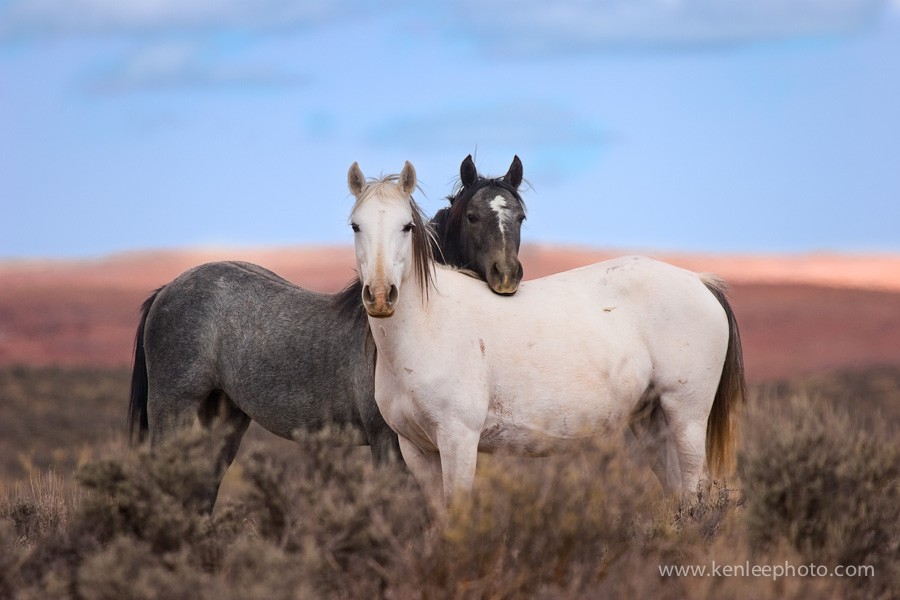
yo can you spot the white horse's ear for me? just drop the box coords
[348,162,366,197]
[503,155,523,189]
[399,161,416,196]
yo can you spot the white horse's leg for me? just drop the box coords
[659,398,710,497]
[398,435,443,508]
[436,427,481,503]
[628,404,681,493]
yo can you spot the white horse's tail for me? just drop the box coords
[701,276,747,478]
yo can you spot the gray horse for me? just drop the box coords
[128,156,527,511]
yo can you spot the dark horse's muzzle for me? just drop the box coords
[487,258,524,295]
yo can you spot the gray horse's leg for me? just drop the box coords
[148,388,201,448]
[197,391,251,513]
[357,390,402,466]
[148,388,250,513]
[368,425,402,466]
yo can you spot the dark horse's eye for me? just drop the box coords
[351,223,360,233]
[402,222,415,233]
[466,214,479,224]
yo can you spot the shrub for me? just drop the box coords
[76,538,207,600]
[209,537,314,600]
[240,425,430,599]
[740,394,900,599]
[2,427,243,599]
[75,426,227,554]
[3,470,78,545]
[386,437,671,599]
[3,365,899,599]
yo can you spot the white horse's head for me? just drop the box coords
[348,161,433,318]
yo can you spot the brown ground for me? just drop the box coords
[1,245,899,382]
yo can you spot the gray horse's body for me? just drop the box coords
[129,156,527,511]
[135,261,390,454]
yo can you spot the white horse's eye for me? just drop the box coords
[402,222,415,233]
[351,223,360,233]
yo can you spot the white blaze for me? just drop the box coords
[489,195,510,242]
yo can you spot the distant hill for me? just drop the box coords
[2,245,899,382]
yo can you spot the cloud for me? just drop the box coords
[84,41,306,93]
[2,0,889,51]
[0,0,404,39]
[441,0,889,55]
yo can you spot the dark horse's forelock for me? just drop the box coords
[351,175,436,301]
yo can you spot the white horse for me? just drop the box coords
[347,161,745,504]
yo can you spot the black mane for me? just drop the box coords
[333,278,368,324]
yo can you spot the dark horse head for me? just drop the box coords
[431,155,526,294]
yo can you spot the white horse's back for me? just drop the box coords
[415,256,729,455]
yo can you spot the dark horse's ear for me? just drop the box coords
[348,162,366,198]
[503,155,523,189]
[460,154,477,188]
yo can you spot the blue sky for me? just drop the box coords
[1,0,898,258]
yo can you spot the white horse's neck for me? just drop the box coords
[367,266,444,359]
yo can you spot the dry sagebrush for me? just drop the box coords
[1,369,898,600]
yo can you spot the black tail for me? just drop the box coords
[128,287,163,445]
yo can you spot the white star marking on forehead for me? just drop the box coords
[489,195,510,238]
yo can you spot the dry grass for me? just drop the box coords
[1,366,898,599]
[0,366,129,480]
